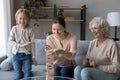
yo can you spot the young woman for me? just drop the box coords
[9,8,37,80]
[45,17,77,79]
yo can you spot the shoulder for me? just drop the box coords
[68,33,77,40]
[25,27,33,34]
[46,34,54,40]
[90,39,97,44]
[89,39,97,47]
[106,38,115,43]
[11,25,18,29]
[11,25,19,32]
[105,38,117,46]
[26,26,33,30]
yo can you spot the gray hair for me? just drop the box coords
[89,17,110,38]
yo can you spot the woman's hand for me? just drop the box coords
[32,58,37,65]
[82,58,90,67]
[45,45,52,50]
[20,42,31,47]
[89,59,96,68]
[45,45,56,53]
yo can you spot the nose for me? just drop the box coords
[54,30,58,34]
[20,19,24,23]
[91,29,94,33]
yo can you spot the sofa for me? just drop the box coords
[2,39,119,80]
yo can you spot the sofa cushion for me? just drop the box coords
[32,65,46,76]
[0,43,13,71]
[0,57,13,71]
[0,55,7,63]
[75,40,90,65]
[35,39,46,65]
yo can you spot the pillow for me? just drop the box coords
[0,54,7,63]
[0,57,13,71]
[0,43,14,71]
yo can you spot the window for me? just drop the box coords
[0,0,12,56]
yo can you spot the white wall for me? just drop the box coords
[14,0,120,40]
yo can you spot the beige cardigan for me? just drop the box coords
[8,25,35,57]
[86,38,120,74]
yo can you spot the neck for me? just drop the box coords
[97,37,106,43]
[55,32,68,40]
[19,24,26,29]
[96,37,106,47]
[20,26,25,29]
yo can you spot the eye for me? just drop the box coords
[19,17,22,20]
[52,28,56,31]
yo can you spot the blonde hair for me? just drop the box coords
[15,8,30,26]
[89,17,110,38]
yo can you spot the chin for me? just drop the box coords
[94,36,97,38]
[54,34,60,37]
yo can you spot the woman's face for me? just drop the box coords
[52,23,65,37]
[89,24,102,38]
[17,12,29,28]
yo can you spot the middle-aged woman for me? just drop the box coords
[45,17,77,79]
[74,17,120,80]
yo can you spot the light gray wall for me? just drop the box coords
[13,0,120,40]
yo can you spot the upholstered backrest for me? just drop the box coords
[116,41,120,56]
[75,40,90,65]
[116,41,120,49]
[35,39,46,65]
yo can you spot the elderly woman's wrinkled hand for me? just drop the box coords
[89,59,96,68]
[83,58,90,67]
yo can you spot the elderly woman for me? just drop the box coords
[74,17,120,80]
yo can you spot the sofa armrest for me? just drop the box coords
[0,55,7,63]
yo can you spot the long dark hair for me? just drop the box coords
[52,17,67,33]
[52,17,66,28]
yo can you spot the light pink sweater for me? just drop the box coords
[46,33,77,66]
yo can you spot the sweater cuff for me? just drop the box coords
[32,56,35,58]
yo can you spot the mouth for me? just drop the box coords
[93,33,97,36]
